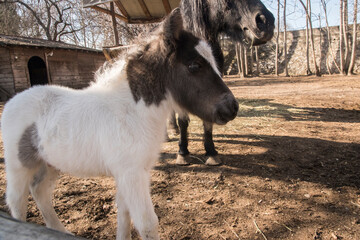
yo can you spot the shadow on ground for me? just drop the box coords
[159,134,360,189]
[237,98,360,123]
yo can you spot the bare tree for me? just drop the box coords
[244,46,249,75]
[0,1,20,35]
[321,0,341,73]
[249,46,254,75]
[235,43,246,78]
[283,0,289,76]
[62,1,106,48]
[255,46,260,75]
[342,0,351,73]
[339,0,358,75]
[299,0,321,76]
[11,0,84,41]
[305,0,312,75]
[235,42,241,76]
[348,0,358,75]
[339,0,345,73]
[275,0,280,75]
[318,13,322,73]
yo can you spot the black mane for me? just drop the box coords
[180,0,230,71]
[180,0,225,41]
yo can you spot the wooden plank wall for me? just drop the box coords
[48,50,105,89]
[1,46,106,95]
[0,47,16,96]
[9,47,45,92]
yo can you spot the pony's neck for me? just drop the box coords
[126,43,171,107]
[91,58,174,124]
[181,0,225,41]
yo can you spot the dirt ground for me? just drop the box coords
[1,75,360,239]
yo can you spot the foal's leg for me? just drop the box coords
[118,170,159,240]
[203,121,221,166]
[6,163,34,221]
[30,164,68,233]
[176,114,191,165]
[115,191,131,240]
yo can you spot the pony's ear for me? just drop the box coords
[163,8,183,43]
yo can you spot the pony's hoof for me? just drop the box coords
[205,156,222,166]
[176,154,190,165]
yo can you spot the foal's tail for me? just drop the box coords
[1,86,45,221]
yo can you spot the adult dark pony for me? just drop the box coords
[171,0,275,165]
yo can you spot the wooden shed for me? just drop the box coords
[0,34,106,100]
[83,0,180,24]
[83,0,180,46]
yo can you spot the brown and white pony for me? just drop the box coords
[2,9,238,240]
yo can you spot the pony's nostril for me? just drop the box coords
[214,97,239,125]
[255,14,267,30]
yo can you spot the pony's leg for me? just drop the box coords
[167,111,179,135]
[176,114,191,165]
[118,171,159,240]
[115,191,131,240]
[6,163,34,221]
[165,111,179,142]
[29,164,68,233]
[203,121,221,166]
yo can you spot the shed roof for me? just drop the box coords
[0,34,102,53]
[83,0,180,24]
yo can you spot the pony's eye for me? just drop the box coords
[188,62,201,73]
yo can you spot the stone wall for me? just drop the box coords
[224,24,360,76]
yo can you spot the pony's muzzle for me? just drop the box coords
[251,10,275,45]
[213,93,239,125]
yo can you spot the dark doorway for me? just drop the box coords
[28,56,49,86]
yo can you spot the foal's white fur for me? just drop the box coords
[2,57,177,239]
[2,9,226,235]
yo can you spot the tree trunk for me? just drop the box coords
[249,47,254,75]
[239,44,246,78]
[283,0,289,77]
[348,0,358,75]
[299,0,321,76]
[343,0,350,73]
[306,0,312,74]
[255,46,260,75]
[275,0,280,75]
[235,42,244,77]
[340,0,345,74]
[244,47,249,76]
[321,0,341,73]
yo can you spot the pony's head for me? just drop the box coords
[180,0,275,46]
[126,8,238,125]
[223,0,275,45]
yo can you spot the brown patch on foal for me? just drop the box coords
[18,123,43,168]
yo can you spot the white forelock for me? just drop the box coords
[195,40,221,77]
